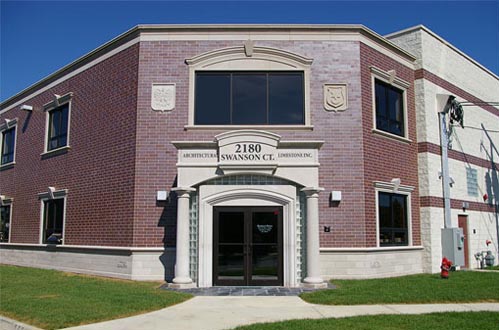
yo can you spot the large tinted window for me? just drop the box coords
[48,104,69,151]
[375,79,404,137]
[195,72,304,125]
[43,199,65,244]
[0,205,10,243]
[378,192,408,247]
[1,127,15,165]
[195,73,231,125]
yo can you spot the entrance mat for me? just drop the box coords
[160,284,335,296]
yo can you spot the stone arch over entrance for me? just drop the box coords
[170,130,326,288]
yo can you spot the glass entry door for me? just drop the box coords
[213,206,283,286]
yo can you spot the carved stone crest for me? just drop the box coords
[151,83,175,112]
[324,84,348,112]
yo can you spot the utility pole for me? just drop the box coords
[439,109,452,229]
[439,95,465,267]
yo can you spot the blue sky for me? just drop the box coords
[1,1,498,102]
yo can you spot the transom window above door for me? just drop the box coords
[194,72,305,125]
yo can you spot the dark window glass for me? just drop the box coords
[195,73,231,125]
[269,73,304,124]
[0,205,11,243]
[379,192,408,246]
[1,127,15,165]
[194,72,304,125]
[43,199,64,244]
[375,79,404,137]
[218,212,245,244]
[48,104,69,151]
[233,74,267,124]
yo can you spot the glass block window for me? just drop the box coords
[296,191,307,282]
[466,167,478,196]
[189,193,199,282]
[204,175,290,186]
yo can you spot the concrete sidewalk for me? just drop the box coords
[62,297,499,330]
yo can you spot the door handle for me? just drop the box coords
[243,244,252,256]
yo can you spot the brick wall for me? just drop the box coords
[360,43,421,247]
[0,44,140,246]
[2,38,420,250]
[133,39,416,248]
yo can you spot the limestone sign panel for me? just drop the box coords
[179,150,218,164]
[216,130,279,169]
[151,83,175,111]
[173,130,323,186]
[175,130,322,169]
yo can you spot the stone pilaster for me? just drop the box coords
[169,187,196,288]
[301,187,327,288]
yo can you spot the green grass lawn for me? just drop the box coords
[486,265,499,270]
[0,264,191,330]
[301,271,499,305]
[231,312,499,330]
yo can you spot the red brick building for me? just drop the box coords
[1,25,424,286]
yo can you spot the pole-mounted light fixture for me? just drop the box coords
[20,104,33,111]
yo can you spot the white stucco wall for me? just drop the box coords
[420,207,498,273]
[419,153,498,202]
[419,30,499,101]
[415,80,499,155]
[389,26,499,273]
[388,26,499,101]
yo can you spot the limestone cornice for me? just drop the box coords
[1,24,415,114]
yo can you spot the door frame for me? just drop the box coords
[198,185,298,288]
[213,206,283,286]
[458,214,469,268]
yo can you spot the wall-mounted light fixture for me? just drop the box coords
[462,202,469,212]
[20,104,33,111]
[331,191,342,202]
[156,190,169,202]
[438,172,455,187]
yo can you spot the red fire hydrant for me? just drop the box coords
[440,257,453,279]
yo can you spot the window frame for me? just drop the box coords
[38,189,67,245]
[43,93,73,154]
[374,181,414,248]
[0,118,18,167]
[194,71,306,126]
[370,66,410,142]
[0,197,13,243]
[186,45,313,129]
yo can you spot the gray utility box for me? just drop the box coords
[442,228,465,266]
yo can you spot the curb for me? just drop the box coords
[0,316,44,330]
